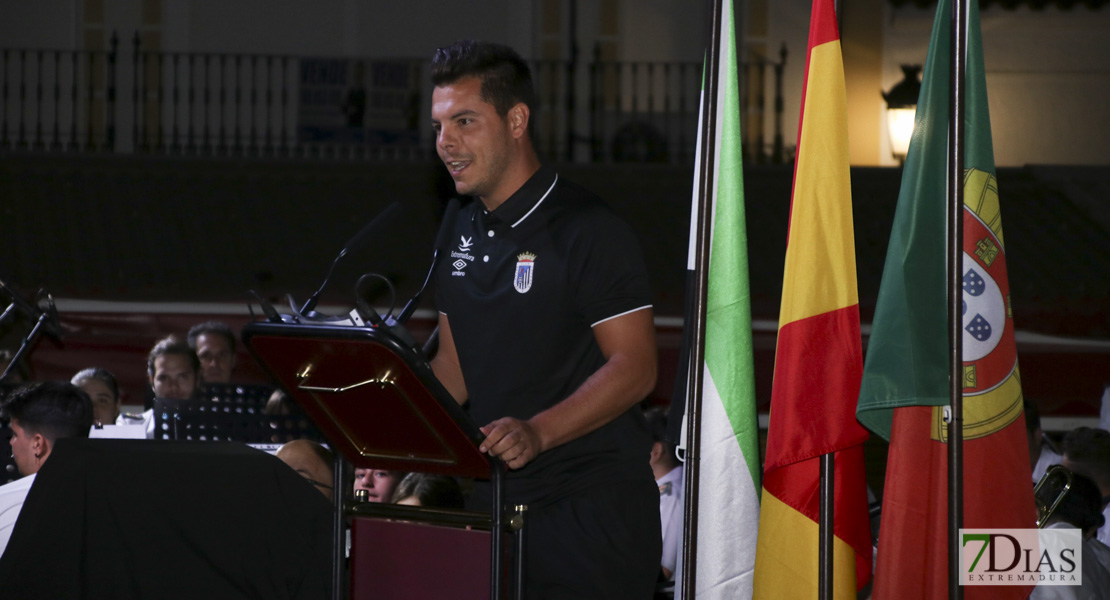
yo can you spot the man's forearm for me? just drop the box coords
[528,350,657,454]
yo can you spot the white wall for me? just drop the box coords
[618,0,705,62]
[883,4,1110,167]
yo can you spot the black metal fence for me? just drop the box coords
[1,34,788,164]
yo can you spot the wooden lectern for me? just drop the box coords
[243,319,524,600]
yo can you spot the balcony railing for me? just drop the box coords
[1,33,788,165]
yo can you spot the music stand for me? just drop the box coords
[152,383,324,445]
[243,320,523,600]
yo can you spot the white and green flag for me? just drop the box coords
[682,0,761,596]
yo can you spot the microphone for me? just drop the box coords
[396,198,461,323]
[299,201,403,316]
[0,280,62,341]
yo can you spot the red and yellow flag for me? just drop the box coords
[753,0,873,597]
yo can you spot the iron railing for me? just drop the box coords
[1,34,788,164]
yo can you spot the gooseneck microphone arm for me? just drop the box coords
[299,201,403,316]
[396,198,461,324]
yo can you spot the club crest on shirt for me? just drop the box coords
[514,252,536,293]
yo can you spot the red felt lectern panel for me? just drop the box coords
[244,322,490,479]
[350,517,492,600]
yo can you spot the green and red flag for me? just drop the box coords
[856,0,1034,598]
[752,1,872,598]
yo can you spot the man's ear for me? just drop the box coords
[32,432,49,459]
[649,441,664,463]
[508,103,530,139]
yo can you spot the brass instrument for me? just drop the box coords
[1035,464,1074,528]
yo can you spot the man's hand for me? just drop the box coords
[479,417,545,470]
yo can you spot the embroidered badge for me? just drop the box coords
[458,235,473,252]
[514,252,536,293]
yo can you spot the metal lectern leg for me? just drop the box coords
[333,456,349,600]
[491,460,505,600]
[512,505,527,600]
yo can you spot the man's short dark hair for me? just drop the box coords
[147,335,200,378]
[1062,426,1110,489]
[187,321,236,353]
[431,40,535,117]
[1051,471,1105,532]
[1,381,93,441]
[71,367,119,400]
[644,404,679,469]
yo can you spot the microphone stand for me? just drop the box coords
[0,283,61,383]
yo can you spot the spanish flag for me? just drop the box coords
[753,0,873,598]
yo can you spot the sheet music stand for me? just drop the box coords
[152,383,324,444]
[243,320,523,600]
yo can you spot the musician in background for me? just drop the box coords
[71,367,121,428]
[0,381,93,556]
[1032,471,1110,599]
[353,468,404,503]
[187,321,238,385]
[1061,427,1110,548]
[276,439,335,502]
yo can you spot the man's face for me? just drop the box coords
[195,332,236,384]
[151,354,197,400]
[9,418,38,476]
[353,469,402,503]
[432,76,515,204]
[79,379,120,426]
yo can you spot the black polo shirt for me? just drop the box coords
[435,165,655,506]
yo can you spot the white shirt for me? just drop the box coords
[0,474,36,557]
[1034,446,1064,484]
[658,464,685,579]
[1031,523,1110,600]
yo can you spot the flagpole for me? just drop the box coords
[947,0,968,598]
[818,453,834,600]
[680,1,726,598]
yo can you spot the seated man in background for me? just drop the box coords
[1032,471,1110,599]
[71,367,121,428]
[0,381,93,555]
[353,468,404,503]
[135,336,202,438]
[187,321,238,385]
[390,472,465,509]
[276,439,335,502]
[1061,427,1110,547]
[149,335,201,401]
[645,405,684,583]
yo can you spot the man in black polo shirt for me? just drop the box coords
[429,40,662,598]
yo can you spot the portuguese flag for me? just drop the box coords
[752,1,872,597]
[856,0,1034,598]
